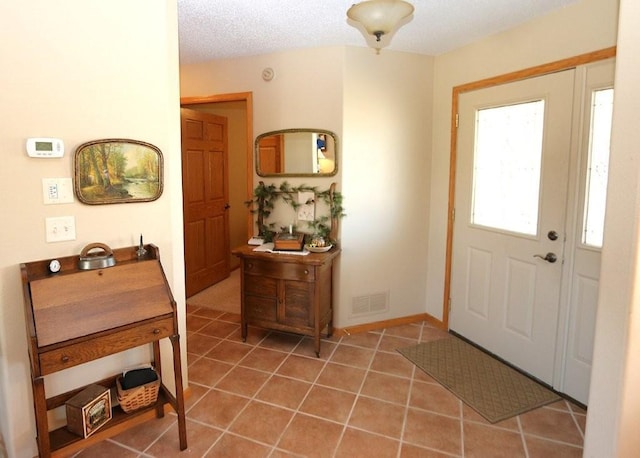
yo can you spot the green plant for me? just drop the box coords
[244,182,279,241]
[245,181,345,244]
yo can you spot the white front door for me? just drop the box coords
[559,60,615,402]
[450,70,575,385]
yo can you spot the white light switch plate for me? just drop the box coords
[45,216,76,242]
[42,178,74,204]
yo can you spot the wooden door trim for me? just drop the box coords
[442,47,616,329]
[180,92,254,238]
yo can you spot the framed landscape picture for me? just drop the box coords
[74,139,163,205]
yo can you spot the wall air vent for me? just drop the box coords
[351,291,389,317]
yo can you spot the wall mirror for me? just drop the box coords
[255,128,338,177]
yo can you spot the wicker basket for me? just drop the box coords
[116,374,160,413]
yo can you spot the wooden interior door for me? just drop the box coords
[181,108,230,297]
[258,134,284,174]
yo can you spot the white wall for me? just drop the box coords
[0,2,184,456]
[426,0,620,319]
[584,0,640,454]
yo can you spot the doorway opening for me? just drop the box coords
[180,92,253,295]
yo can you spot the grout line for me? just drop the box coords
[268,333,339,454]
[567,402,587,440]
[398,321,424,456]
[200,346,289,454]
[517,415,530,458]
[331,328,386,457]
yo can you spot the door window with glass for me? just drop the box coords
[472,100,545,236]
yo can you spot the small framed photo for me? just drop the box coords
[74,139,163,205]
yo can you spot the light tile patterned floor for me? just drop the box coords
[75,305,586,457]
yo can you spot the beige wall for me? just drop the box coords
[0,1,184,456]
[340,47,433,327]
[426,0,620,319]
[181,47,345,140]
[180,47,435,327]
[586,0,640,455]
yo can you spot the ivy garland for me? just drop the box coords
[245,181,345,243]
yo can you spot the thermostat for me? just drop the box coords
[26,138,64,158]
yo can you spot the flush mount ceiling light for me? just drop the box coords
[347,0,414,52]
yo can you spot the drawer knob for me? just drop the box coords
[153,328,161,334]
[304,269,309,275]
[61,355,70,363]
[247,263,253,270]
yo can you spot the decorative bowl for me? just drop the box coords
[305,244,333,253]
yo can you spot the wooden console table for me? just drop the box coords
[20,244,187,457]
[232,245,340,357]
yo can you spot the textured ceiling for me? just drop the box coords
[177,0,578,64]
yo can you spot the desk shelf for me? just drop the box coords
[49,384,171,456]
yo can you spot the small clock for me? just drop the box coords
[48,259,61,274]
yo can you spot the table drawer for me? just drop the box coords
[39,317,174,375]
[244,275,277,296]
[244,259,314,281]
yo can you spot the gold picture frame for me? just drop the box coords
[74,139,163,205]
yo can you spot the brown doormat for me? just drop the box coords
[398,336,561,423]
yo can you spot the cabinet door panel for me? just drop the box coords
[282,281,313,327]
[245,295,278,321]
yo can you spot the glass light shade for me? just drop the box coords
[347,0,414,39]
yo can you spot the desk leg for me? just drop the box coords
[152,341,165,419]
[170,334,188,451]
[31,376,50,457]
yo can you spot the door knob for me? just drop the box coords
[533,252,557,263]
[547,230,559,241]
[224,203,231,210]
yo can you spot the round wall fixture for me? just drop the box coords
[262,67,275,81]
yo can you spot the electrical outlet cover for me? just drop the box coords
[297,191,315,221]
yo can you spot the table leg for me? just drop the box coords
[170,334,188,451]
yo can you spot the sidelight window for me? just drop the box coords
[582,88,614,248]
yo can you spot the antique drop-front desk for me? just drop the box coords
[20,244,187,457]
[232,244,340,357]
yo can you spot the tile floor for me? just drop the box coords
[76,305,586,457]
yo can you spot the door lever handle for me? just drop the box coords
[533,252,557,263]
